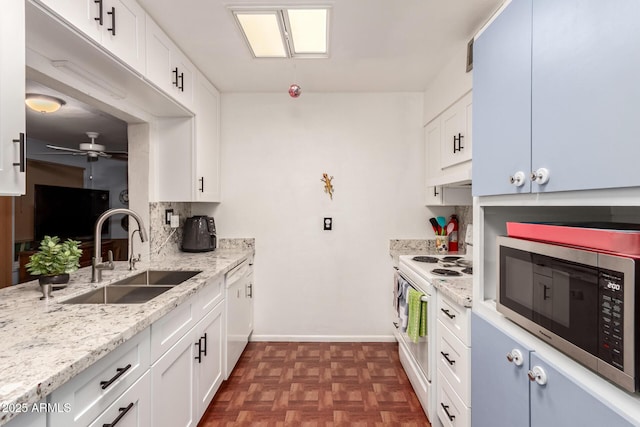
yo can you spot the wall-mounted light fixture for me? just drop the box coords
[25,93,66,113]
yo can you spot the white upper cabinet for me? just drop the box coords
[425,92,473,189]
[0,0,26,196]
[156,72,221,203]
[145,15,195,111]
[193,71,221,202]
[36,0,146,73]
[440,92,472,169]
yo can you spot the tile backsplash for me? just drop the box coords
[149,202,192,260]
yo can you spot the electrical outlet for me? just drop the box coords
[165,209,173,225]
[170,214,180,228]
[324,217,332,231]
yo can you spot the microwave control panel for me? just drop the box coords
[599,270,624,370]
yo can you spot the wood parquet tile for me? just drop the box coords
[198,342,431,427]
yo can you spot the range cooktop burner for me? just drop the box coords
[461,267,473,275]
[431,268,463,277]
[412,256,439,263]
[441,256,462,262]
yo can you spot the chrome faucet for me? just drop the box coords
[92,208,148,283]
[129,229,142,270]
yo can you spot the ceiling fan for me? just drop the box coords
[45,132,127,162]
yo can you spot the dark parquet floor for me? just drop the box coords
[198,341,432,427]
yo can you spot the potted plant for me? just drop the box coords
[26,236,83,287]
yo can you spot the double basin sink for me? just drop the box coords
[62,270,201,304]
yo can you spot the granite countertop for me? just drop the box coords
[0,248,253,426]
[432,277,473,308]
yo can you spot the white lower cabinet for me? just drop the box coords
[48,328,151,427]
[151,300,225,427]
[225,261,253,378]
[88,372,150,427]
[435,292,470,427]
[150,276,225,427]
[4,408,45,427]
[194,302,224,420]
[151,327,197,427]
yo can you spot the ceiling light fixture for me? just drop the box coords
[232,7,330,59]
[25,93,66,113]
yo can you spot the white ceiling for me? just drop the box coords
[26,0,502,150]
[26,80,128,152]
[137,0,503,93]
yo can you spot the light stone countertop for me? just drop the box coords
[432,277,473,308]
[0,248,252,426]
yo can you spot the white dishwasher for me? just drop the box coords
[225,259,253,378]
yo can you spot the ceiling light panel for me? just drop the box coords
[286,8,328,56]
[234,11,287,58]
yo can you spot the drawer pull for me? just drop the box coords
[100,364,132,390]
[441,351,456,366]
[441,403,456,421]
[102,402,134,427]
[440,308,456,319]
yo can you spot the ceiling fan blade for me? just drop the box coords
[46,144,84,153]
[109,153,128,161]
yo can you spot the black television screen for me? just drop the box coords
[34,185,110,241]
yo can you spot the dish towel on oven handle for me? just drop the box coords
[407,288,427,343]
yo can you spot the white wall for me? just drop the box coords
[204,92,438,340]
[423,39,473,125]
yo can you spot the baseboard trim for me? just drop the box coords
[250,334,397,343]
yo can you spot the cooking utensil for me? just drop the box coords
[429,218,441,235]
[446,222,455,235]
[436,216,447,234]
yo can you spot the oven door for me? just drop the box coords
[394,269,431,382]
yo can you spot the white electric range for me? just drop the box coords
[394,254,472,421]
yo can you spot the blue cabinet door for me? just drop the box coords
[472,0,532,197]
[471,312,533,427]
[529,353,634,426]
[531,0,640,193]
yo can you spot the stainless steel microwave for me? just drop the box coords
[496,235,639,392]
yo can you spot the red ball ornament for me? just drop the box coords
[288,84,302,98]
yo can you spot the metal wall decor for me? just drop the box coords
[321,173,334,200]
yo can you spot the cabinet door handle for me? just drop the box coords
[199,177,204,192]
[440,308,456,319]
[246,282,253,298]
[441,403,456,421]
[509,171,526,187]
[102,402,134,427]
[528,366,548,386]
[100,364,132,390]
[12,132,25,172]
[440,351,455,366]
[453,133,464,153]
[179,72,185,92]
[194,339,202,363]
[202,333,207,357]
[433,187,439,197]
[506,349,524,366]
[172,67,179,86]
[94,0,103,25]
[107,7,116,35]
